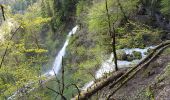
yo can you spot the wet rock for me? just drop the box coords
[144,48,153,55]
[132,51,142,59]
[117,50,127,60]
[126,54,134,61]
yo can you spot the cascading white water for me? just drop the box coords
[44,25,78,77]
[82,46,155,90]
[8,25,79,100]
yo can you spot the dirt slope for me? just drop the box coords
[94,48,170,100]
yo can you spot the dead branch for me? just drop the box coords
[53,69,62,94]
[109,40,170,89]
[73,40,170,100]
[107,44,170,99]
[73,71,124,100]
[66,83,80,100]
[61,57,65,95]
[46,86,66,100]
[105,0,118,71]
[0,4,5,21]
[0,26,21,68]
[116,0,128,22]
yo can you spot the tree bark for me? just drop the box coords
[107,44,170,99]
[0,26,21,68]
[73,71,124,100]
[105,0,118,71]
[109,40,170,89]
[0,4,5,21]
[73,40,170,100]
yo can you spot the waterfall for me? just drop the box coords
[44,25,78,77]
[8,25,78,100]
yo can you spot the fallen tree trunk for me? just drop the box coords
[107,44,170,99]
[73,40,170,100]
[109,40,170,89]
[73,71,124,100]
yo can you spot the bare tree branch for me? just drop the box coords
[53,69,62,94]
[105,0,118,71]
[61,56,65,95]
[46,86,66,100]
[0,4,5,21]
[107,44,170,99]
[116,0,128,22]
[0,26,21,68]
[66,83,80,100]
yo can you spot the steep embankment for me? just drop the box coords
[100,46,170,100]
[73,41,170,100]
[71,0,170,100]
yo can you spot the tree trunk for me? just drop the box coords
[105,0,118,71]
[73,71,124,100]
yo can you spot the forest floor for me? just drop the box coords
[94,48,170,100]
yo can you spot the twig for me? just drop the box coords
[73,71,124,100]
[53,69,61,94]
[107,44,170,99]
[0,26,21,68]
[109,40,170,89]
[46,86,66,100]
[66,84,80,100]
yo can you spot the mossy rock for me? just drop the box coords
[126,54,135,61]
[132,51,142,59]
[144,48,153,55]
[116,50,127,60]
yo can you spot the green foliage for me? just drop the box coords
[161,0,170,17]
[88,0,138,33]
[132,51,142,59]
[117,22,162,49]
[116,50,127,60]
[0,1,50,99]
[145,86,154,100]
[156,63,170,83]
[41,0,79,32]
[12,0,37,13]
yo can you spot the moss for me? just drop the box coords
[145,86,154,100]
[144,48,154,55]
[126,54,135,61]
[116,50,127,60]
[132,51,142,59]
[163,48,170,55]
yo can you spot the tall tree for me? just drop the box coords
[105,0,118,71]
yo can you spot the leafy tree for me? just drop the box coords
[161,0,170,17]
[0,2,50,99]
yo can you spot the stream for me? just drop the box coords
[8,25,79,100]
[5,6,170,99]
[82,46,155,90]
[8,24,156,99]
